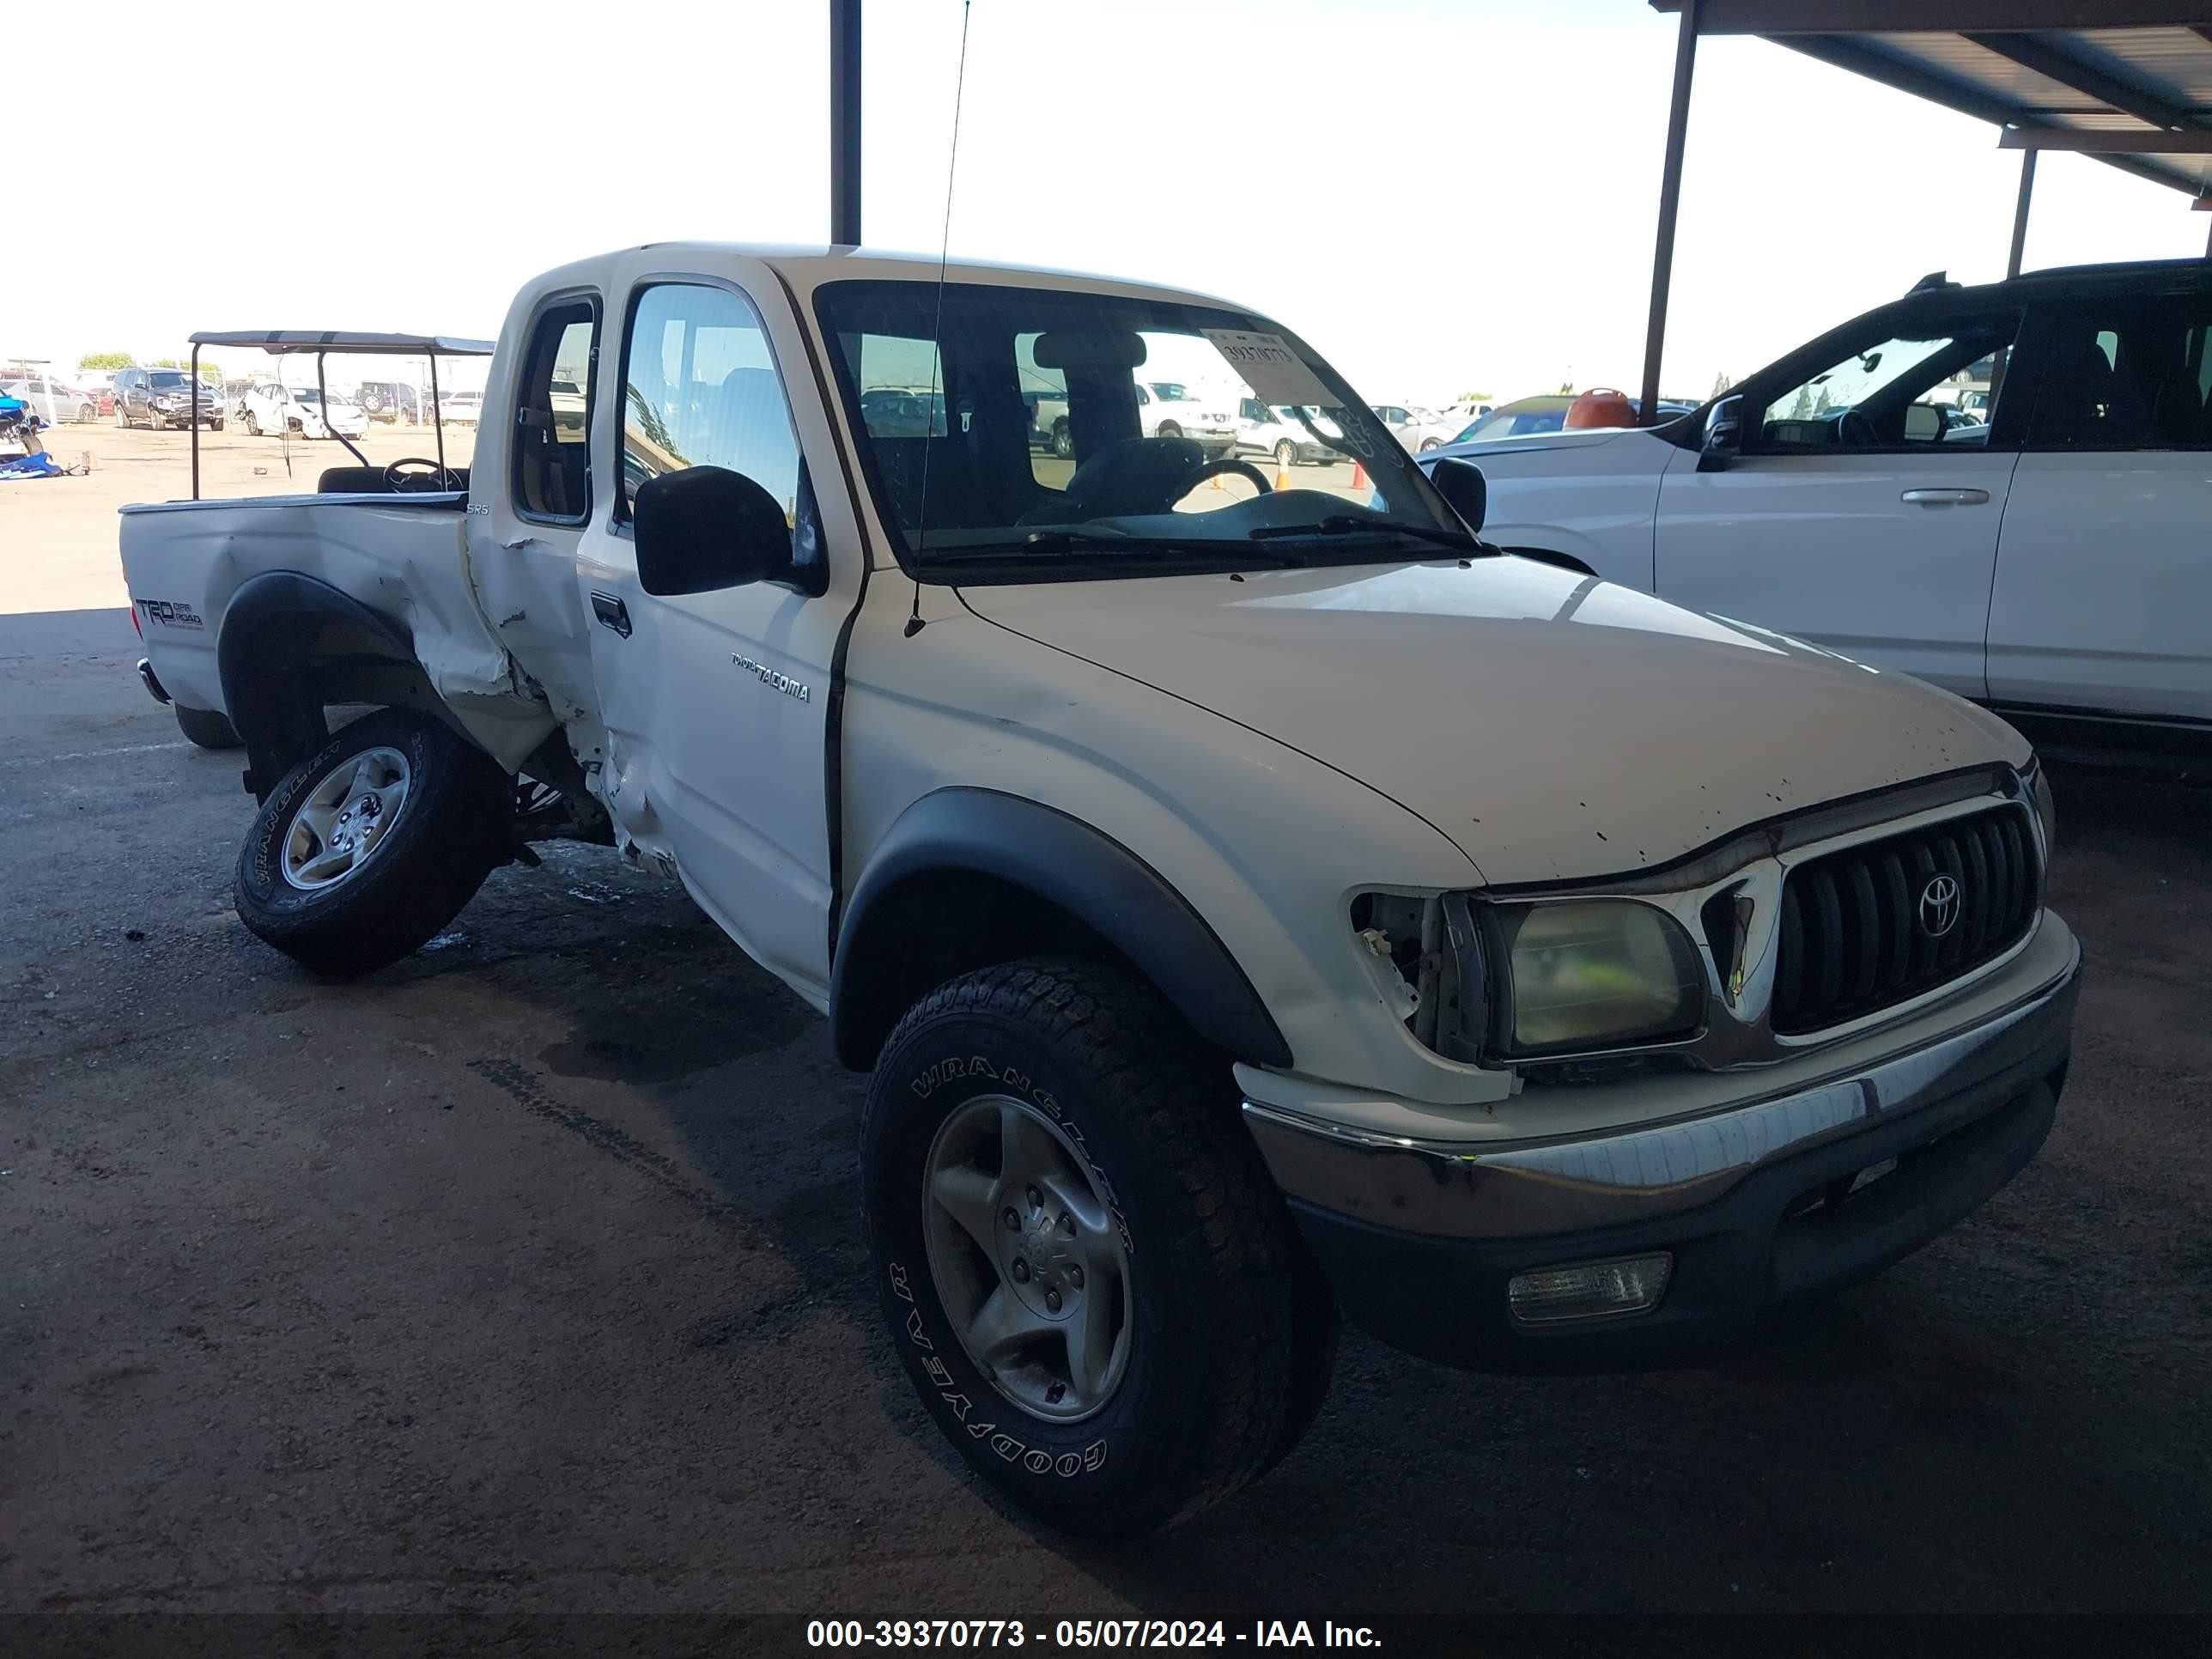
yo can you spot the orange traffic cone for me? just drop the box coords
[1349,459,1368,490]
[1274,455,1291,491]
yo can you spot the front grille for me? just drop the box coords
[1771,805,2039,1036]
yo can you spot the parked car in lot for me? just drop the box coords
[356,380,423,423]
[1023,388,1071,456]
[0,370,100,424]
[1237,397,1342,465]
[242,383,368,440]
[112,367,222,430]
[1134,379,1237,456]
[1424,258,2212,763]
[1369,402,1459,452]
[120,248,2076,1541]
[436,389,485,425]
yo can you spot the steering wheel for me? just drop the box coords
[1171,455,1274,503]
[1837,409,1880,449]
[384,457,463,493]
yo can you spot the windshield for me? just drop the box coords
[815,280,1460,577]
[148,371,190,389]
[294,388,321,404]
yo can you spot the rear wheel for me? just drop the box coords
[234,708,511,977]
[863,959,1337,1540]
[1157,421,1183,441]
[173,704,241,750]
[1052,418,1073,459]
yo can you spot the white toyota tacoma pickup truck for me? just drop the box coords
[122,243,2079,1540]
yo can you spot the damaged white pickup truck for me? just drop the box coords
[122,245,2080,1540]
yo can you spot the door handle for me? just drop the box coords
[1900,488,1990,507]
[590,591,632,638]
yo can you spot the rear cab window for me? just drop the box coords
[513,295,599,524]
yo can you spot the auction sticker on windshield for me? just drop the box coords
[1200,330,1334,409]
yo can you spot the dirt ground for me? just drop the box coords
[1,466,2207,1637]
[3,422,480,612]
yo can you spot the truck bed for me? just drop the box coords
[119,490,556,770]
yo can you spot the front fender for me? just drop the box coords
[218,571,418,799]
[829,788,1293,1071]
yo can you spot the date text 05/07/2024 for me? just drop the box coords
[804,1620,1383,1649]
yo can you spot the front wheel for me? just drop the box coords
[234,708,512,977]
[863,959,1338,1540]
[1273,440,1297,469]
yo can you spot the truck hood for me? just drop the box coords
[960,557,2027,885]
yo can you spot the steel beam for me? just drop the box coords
[1652,2,2210,32]
[830,0,862,246]
[1639,0,1698,428]
[1999,126,2212,152]
[2008,147,2038,278]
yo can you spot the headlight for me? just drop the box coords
[1484,900,1703,1057]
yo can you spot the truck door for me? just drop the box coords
[1652,308,2024,701]
[1987,290,2212,726]
[477,291,609,739]
[574,272,860,1005]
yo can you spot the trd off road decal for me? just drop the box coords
[137,598,205,630]
[888,1260,1107,1479]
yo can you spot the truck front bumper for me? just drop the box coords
[1243,926,2081,1372]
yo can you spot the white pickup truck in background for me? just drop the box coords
[121,244,2077,1540]
[1421,259,2212,770]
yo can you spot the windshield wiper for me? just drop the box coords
[921,531,1303,568]
[1248,514,1491,554]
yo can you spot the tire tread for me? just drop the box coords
[874,957,1334,1530]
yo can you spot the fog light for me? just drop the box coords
[1508,1253,1672,1325]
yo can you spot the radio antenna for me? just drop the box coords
[906,0,971,640]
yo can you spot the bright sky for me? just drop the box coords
[15,0,2207,407]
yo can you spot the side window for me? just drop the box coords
[513,295,599,523]
[1017,331,1068,488]
[1753,315,2020,452]
[2027,297,2212,451]
[621,282,802,522]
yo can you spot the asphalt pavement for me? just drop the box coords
[2,605,2207,1631]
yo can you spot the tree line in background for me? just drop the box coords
[77,350,223,382]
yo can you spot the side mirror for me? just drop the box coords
[1428,455,1486,534]
[1697,395,1742,472]
[634,465,790,597]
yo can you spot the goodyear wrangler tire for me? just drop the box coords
[862,958,1337,1540]
[234,708,510,978]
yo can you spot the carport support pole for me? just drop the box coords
[2007,148,2037,279]
[831,0,861,246]
[190,343,201,500]
[1638,0,1698,427]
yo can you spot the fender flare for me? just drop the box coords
[217,571,416,799]
[829,788,1293,1071]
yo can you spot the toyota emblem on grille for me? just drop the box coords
[1918,873,1961,939]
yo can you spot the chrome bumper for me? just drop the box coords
[1244,929,2081,1243]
